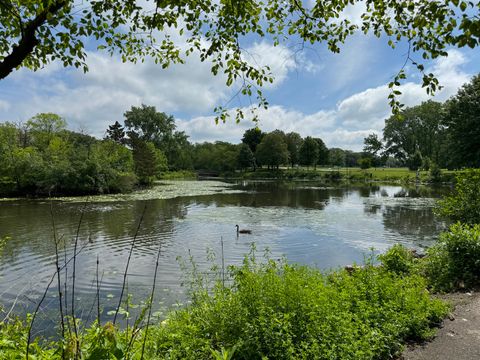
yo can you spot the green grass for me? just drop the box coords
[232,167,457,183]
[158,170,197,180]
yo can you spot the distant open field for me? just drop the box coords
[237,167,458,183]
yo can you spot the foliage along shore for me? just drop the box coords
[2,224,480,359]
[1,170,480,359]
[2,73,480,198]
[218,167,458,184]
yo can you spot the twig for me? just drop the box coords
[221,236,225,288]
[96,255,100,325]
[71,200,88,359]
[50,202,66,359]
[113,205,147,324]
[26,240,89,359]
[140,238,162,359]
[63,235,72,338]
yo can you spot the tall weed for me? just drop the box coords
[151,254,448,359]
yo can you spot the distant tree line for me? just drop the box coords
[2,74,477,195]
[0,106,371,197]
[363,74,480,170]
[0,109,364,196]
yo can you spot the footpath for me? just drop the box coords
[402,291,480,360]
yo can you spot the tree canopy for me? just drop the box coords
[1,0,479,117]
[256,132,289,169]
[444,74,480,167]
[299,136,320,169]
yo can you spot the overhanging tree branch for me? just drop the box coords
[0,0,66,79]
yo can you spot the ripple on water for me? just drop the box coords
[0,181,448,333]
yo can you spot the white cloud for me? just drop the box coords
[0,43,473,151]
[0,40,313,135]
[242,42,297,86]
[337,2,367,26]
[0,100,9,111]
[181,49,472,150]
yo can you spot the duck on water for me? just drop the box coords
[236,225,252,234]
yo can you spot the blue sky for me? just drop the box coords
[1,5,480,151]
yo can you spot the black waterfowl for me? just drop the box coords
[235,225,252,234]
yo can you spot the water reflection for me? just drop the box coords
[0,180,449,333]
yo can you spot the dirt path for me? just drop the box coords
[402,291,480,360]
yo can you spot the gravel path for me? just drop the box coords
[402,291,480,360]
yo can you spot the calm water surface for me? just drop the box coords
[0,180,448,333]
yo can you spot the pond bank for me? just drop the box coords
[402,291,480,360]
[220,167,458,184]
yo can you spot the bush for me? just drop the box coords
[325,170,342,181]
[358,157,372,169]
[108,173,138,193]
[429,163,442,183]
[436,169,480,225]
[151,255,448,359]
[378,244,416,275]
[423,223,480,292]
[0,250,451,359]
[407,150,423,171]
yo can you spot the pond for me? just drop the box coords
[0,180,448,334]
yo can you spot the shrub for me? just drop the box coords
[358,157,372,169]
[378,244,416,275]
[407,150,423,171]
[325,170,342,181]
[151,255,448,359]
[0,315,56,359]
[0,251,450,359]
[436,169,480,225]
[108,173,138,193]
[423,223,480,291]
[422,157,431,171]
[429,163,442,183]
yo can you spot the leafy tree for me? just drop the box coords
[436,169,480,225]
[237,144,255,171]
[383,101,445,165]
[255,132,289,169]
[124,104,192,169]
[0,123,43,192]
[344,151,361,167]
[10,147,44,192]
[358,157,372,170]
[26,113,66,134]
[131,138,168,185]
[408,149,423,171]
[124,105,175,146]
[192,142,239,173]
[299,137,319,169]
[105,121,126,144]
[0,122,20,175]
[285,132,303,168]
[314,138,329,166]
[26,113,67,150]
[162,131,193,170]
[0,118,141,195]
[429,163,442,183]
[92,140,136,192]
[40,135,76,193]
[328,148,346,167]
[363,134,383,157]
[242,128,265,154]
[364,134,387,167]
[444,74,480,168]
